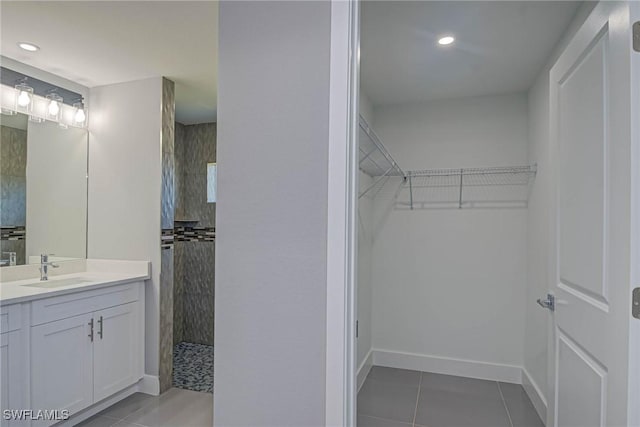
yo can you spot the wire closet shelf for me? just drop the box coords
[404,165,537,209]
[358,115,406,198]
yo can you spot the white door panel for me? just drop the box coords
[558,31,607,303]
[31,313,93,426]
[556,333,607,427]
[548,2,639,427]
[93,303,140,402]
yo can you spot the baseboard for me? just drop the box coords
[137,374,160,396]
[372,349,522,384]
[357,349,373,391]
[522,368,548,425]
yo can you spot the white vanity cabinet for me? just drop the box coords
[1,305,27,427]
[29,282,144,427]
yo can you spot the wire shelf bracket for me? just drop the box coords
[358,115,405,198]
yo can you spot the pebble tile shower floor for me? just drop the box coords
[358,366,544,427]
[173,342,214,393]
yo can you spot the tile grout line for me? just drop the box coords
[412,371,423,427]
[497,381,514,427]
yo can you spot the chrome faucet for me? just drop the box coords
[1,252,16,266]
[40,254,59,281]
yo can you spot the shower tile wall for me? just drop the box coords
[159,77,176,393]
[0,125,27,265]
[174,122,216,346]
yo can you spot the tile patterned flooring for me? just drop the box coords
[76,389,213,427]
[358,367,544,427]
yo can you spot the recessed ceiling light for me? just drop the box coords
[17,42,40,52]
[437,36,455,46]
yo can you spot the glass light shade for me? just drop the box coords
[46,93,63,122]
[73,102,86,125]
[14,83,33,113]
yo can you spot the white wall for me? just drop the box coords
[360,91,374,125]
[370,94,528,381]
[26,121,88,260]
[87,77,163,380]
[524,1,596,416]
[215,2,332,425]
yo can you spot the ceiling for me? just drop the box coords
[361,1,582,107]
[0,1,217,124]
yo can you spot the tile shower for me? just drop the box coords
[0,123,27,266]
[172,122,216,393]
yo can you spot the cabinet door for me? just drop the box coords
[1,331,26,427]
[31,313,93,425]
[93,303,141,402]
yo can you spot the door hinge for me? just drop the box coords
[634,22,640,52]
[633,288,640,319]
[356,320,359,338]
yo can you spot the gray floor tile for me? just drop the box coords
[357,414,413,427]
[367,366,421,387]
[75,415,120,427]
[414,388,511,427]
[123,388,213,427]
[498,383,544,427]
[97,393,154,421]
[357,379,418,423]
[420,372,501,398]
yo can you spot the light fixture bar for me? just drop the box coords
[0,84,88,129]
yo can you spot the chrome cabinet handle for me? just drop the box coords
[98,316,103,339]
[537,294,555,311]
[88,318,94,342]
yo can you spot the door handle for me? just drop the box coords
[98,316,103,339]
[88,318,94,342]
[537,294,555,311]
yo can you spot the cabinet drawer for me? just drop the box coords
[31,282,141,326]
[0,304,22,333]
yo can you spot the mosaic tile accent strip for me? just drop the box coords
[1,226,25,241]
[173,342,213,393]
[174,226,216,242]
[161,228,174,249]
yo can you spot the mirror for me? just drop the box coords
[0,112,88,267]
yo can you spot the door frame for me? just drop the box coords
[546,2,640,426]
[629,3,640,425]
[326,0,360,425]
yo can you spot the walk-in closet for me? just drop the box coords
[355,1,637,426]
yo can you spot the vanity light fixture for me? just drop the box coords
[17,42,40,52]
[438,36,455,46]
[46,92,63,122]
[73,100,86,125]
[14,80,34,113]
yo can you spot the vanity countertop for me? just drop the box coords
[0,259,150,306]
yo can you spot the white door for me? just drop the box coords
[547,2,640,426]
[1,331,26,427]
[93,303,141,402]
[31,313,93,425]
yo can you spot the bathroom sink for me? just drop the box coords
[22,278,93,289]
